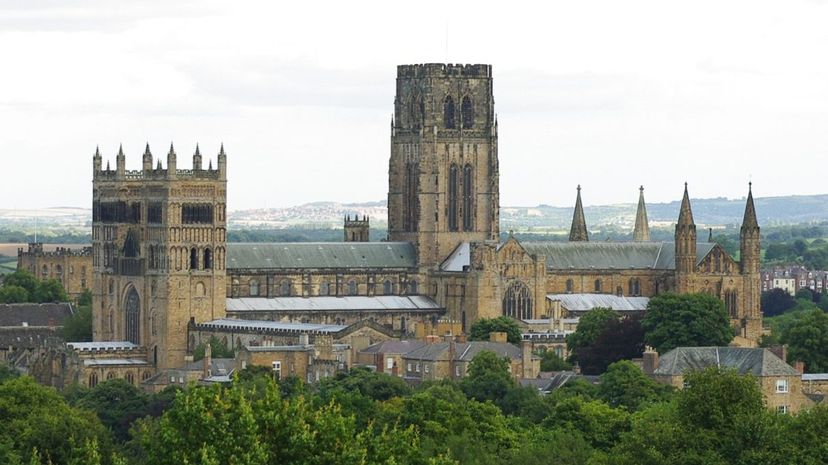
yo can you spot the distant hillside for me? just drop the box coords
[2,194,828,233]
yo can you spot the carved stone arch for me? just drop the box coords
[124,285,140,344]
[461,95,474,129]
[444,95,456,129]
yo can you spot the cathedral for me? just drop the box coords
[80,63,761,381]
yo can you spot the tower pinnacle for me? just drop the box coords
[633,185,650,242]
[569,185,589,242]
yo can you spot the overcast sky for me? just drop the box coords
[2,0,827,211]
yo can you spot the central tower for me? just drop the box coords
[388,64,499,268]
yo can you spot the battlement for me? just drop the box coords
[344,214,370,226]
[92,143,226,181]
[397,63,492,79]
[18,243,92,258]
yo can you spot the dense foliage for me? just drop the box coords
[0,269,68,303]
[642,293,735,353]
[468,316,522,344]
[761,288,797,317]
[567,309,645,375]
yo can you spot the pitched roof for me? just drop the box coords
[522,241,716,270]
[654,347,800,377]
[226,295,443,313]
[360,340,427,355]
[0,303,74,327]
[547,294,649,312]
[226,242,417,270]
[403,341,524,362]
[440,242,471,271]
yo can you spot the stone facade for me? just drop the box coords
[17,243,92,299]
[91,143,227,371]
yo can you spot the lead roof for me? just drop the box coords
[227,242,417,270]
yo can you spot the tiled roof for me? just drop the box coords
[654,347,800,377]
[0,303,74,327]
[198,318,347,334]
[360,340,427,354]
[521,241,716,270]
[226,242,417,270]
[403,341,524,362]
[226,295,443,313]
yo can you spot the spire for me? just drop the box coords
[633,185,650,242]
[569,185,589,242]
[742,182,758,229]
[219,143,226,157]
[94,146,101,158]
[194,143,201,157]
[117,144,124,157]
[708,228,714,242]
[193,143,202,170]
[168,142,176,156]
[677,182,694,226]
[156,159,162,170]
[142,142,153,172]
[208,159,213,170]
[144,142,151,156]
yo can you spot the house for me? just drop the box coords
[356,340,427,376]
[645,346,814,413]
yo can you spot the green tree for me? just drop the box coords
[597,360,670,412]
[566,308,617,354]
[468,316,522,344]
[0,284,29,303]
[642,293,734,353]
[61,304,92,342]
[761,288,797,317]
[77,289,92,307]
[33,279,68,303]
[538,349,572,371]
[192,336,234,361]
[461,350,516,405]
[2,270,39,297]
[575,315,645,375]
[72,379,149,443]
[780,309,828,372]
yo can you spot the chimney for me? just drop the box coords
[202,343,212,379]
[521,340,534,379]
[489,332,507,343]
[425,335,440,344]
[642,346,659,375]
[768,345,787,364]
[794,360,805,374]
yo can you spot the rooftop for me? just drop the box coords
[198,318,347,334]
[547,294,650,312]
[522,241,717,270]
[226,242,417,270]
[0,303,74,327]
[226,295,443,313]
[654,347,800,377]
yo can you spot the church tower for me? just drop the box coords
[739,183,762,340]
[92,143,227,370]
[675,183,697,292]
[387,64,499,268]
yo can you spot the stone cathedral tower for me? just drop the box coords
[92,144,227,370]
[388,64,500,268]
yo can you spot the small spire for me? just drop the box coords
[168,142,175,156]
[156,159,162,170]
[194,143,201,156]
[106,160,111,171]
[219,143,226,156]
[117,144,124,157]
[677,182,694,226]
[633,185,650,242]
[569,185,589,242]
[708,228,714,242]
[144,142,151,156]
[94,145,101,157]
[742,182,758,229]
[208,159,213,170]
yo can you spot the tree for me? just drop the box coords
[796,288,815,302]
[469,316,522,344]
[77,289,92,307]
[61,304,92,342]
[192,336,234,361]
[761,288,796,317]
[597,360,670,412]
[461,350,516,405]
[566,308,618,354]
[575,315,645,375]
[678,367,764,431]
[538,349,572,371]
[642,293,734,353]
[780,309,828,372]
[0,285,29,304]
[33,279,68,303]
[2,270,39,297]
[72,379,149,443]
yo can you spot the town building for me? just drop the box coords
[17,243,92,299]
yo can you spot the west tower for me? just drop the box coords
[388,64,499,268]
[92,143,227,370]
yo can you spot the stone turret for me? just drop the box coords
[740,183,762,337]
[193,144,202,171]
[166,143,177,179]
[142,143,153,173]
[344,215,370,242]
[217,143,227,180]
[116,144,125,179]
[569,185,589,242]
[675,183,697,280]
[633,186,650,242]
[93,146,102,173]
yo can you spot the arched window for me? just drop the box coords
[125,288,140,344]
[56,265,63,276]
[106,372,115,381]
[348,280,357,296]
[629,278,641,296]
[89,373,98,388]
[444,96,455,129]
[404,163,419,232]
[725,291,738,318]
[125,372,134,385]
[448,164,458,231]
[461,96,473,129]
[42,265,48,277]
[319,281,329,296]
[594,279,602,292]
[142,371,152,381]
[280,280,291,297]
[502,281,533,320]
[249,280,259,296]
[190,247,198,270]
[203,248,212,270]
[566,279,574,293]
[463,164,473,231]
[409,280,418,294]
[383,280,393,295]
